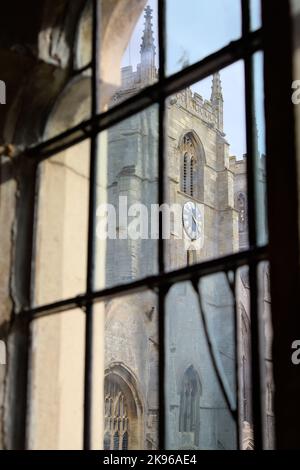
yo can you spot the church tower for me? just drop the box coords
[103,6,255,451]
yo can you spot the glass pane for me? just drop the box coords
[106,0,158,109]
[165,61,247,272]
[258,261,275,449]
[165,273,237,450]
[94,105,158,290]
[42,78,91,142]
[236,266,253,449]
[253,52,268,246]
[40,1,158,141]
[34,141,89,306]
[103,290,158,450]
[42,0,92,141]
[27,309,85,450]
[250,0,262,30]
[166,0,241,76]
[83,0,158,112]
[236,262,274,450]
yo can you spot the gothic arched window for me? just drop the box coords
[179,366,201,446]
[180,132,204,200]
[236,192,247,232]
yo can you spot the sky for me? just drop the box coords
[121,0,264,160]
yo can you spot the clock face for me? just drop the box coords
[182,201,202,240]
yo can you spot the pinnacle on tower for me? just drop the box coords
[140,5,156,84]
[211,72,223,104]
[211,72,224,132]
[140,5,156,56]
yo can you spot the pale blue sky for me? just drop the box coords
[122,0,264,160]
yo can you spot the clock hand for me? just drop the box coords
[192,214,199,226]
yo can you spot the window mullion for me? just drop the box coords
[241,0,263,451]
[158,0,167,451]
[83,0,101,451]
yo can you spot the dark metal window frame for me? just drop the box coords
[18,0,299,451]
